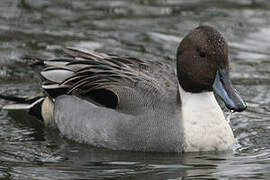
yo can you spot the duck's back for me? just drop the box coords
[40,48,178,115]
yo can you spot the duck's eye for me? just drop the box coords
[200,51,206,58]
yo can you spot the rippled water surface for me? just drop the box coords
[0,0,270,179]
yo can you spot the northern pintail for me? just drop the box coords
[1,26,247,152]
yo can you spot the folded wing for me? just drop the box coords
[40,48,176,113]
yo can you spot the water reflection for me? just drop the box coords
[0,0,270,179]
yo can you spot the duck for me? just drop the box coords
[1,26,247,152]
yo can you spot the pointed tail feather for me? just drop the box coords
[0,93,44,104]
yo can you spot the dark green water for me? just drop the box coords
[0,0,270,179]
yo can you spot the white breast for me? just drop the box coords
[178,85,235,152]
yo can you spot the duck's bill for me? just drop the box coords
[213,69,247,112]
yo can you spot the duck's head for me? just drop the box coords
[176,26,247,112]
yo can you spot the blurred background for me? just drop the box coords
[0,0,269,179]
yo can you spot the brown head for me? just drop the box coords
[176,26,246,112]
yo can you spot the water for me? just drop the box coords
[0,0,270,179]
